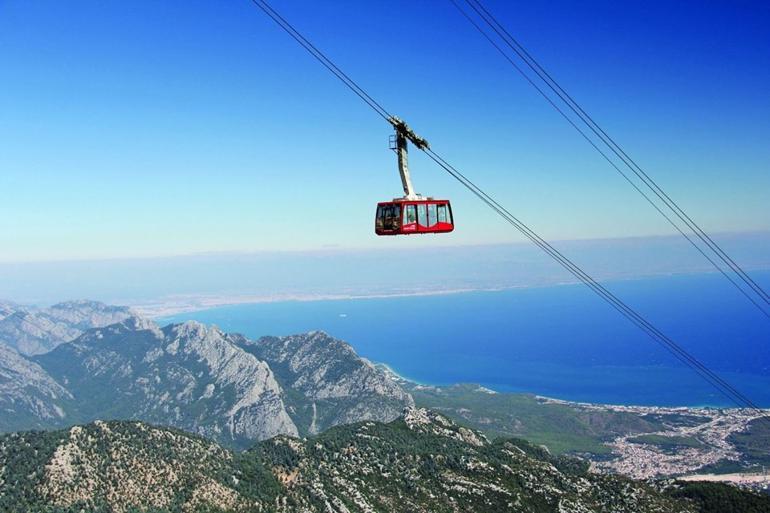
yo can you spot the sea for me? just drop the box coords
[161,271,770,408]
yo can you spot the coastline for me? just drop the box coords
[128,267,766,319]
[134,285,523,318]
[141,270,770,413]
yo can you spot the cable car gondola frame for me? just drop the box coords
[375,198,454,236]
[375,117,455,236]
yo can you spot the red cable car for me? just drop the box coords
[375,117,455,236]
[375,199,454,235]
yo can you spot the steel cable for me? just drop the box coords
[247,0,768,417]
[452,0,770,314]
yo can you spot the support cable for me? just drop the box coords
[446,0,769,319]
[248,0,392,122]
[246,0,768,417]
[452,0,770,313]
[424,147,763,413]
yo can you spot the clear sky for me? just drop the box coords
[1,0,768,262]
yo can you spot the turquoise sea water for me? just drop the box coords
[161,271,770,407]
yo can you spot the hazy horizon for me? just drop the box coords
[2,231,768,308]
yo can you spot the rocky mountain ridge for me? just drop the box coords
[5,410,762,513]
[243,331,414,435]
[35,317,299,446]
[0,299,134,355]
[0,301,414,447]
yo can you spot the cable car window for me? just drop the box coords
[404,204,417,224]
[417,204,427,226]
[437,204,447,223]
[427,204,437,227]
[383,205,401,231]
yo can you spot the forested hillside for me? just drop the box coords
[2,409,768,512]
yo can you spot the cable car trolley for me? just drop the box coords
[375,117,454,236]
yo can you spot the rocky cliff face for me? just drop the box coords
[0,300,134,355]
[0,342,72,432]
[35,317,298,446]
[0,300,414,448]
[241,331,414,435]
[1,411,746,513]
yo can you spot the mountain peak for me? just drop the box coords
[49,299,112,310]
[120,315,160,332]
[305,329,330,338]
[37,316,298,446]
[241,332,414,436]
[0,299,135,355]
[403,407,488,447]
[6,304,411,449]
[167,319,209,338]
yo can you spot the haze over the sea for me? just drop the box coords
[1,232,768,309]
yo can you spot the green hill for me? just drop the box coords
[2,409,768,512]
[408,383,666,455]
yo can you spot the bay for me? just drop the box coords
[161,271,770,407]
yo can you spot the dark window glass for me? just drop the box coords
[383,204,401,230]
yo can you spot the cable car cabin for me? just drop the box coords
[375,200,454,235]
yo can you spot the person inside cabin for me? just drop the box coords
[383,204,401,231]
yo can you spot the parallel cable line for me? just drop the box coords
[246,0,767,416]
[423,148,763,412]
[248,0,392,121]
[446,0,769,320]
[466,0,770,305]
[452,0,770,312]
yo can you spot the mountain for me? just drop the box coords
[0,420,270,513]
[241,331,414,435]
[35,317,298,447]
[0,341,72,432]
[0,305,415,447]
[0,299,134,355]
[5,410,764,513]
[0,300,17,318]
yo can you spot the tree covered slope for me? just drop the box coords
[3,409,766,512]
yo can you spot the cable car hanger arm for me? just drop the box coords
[388,116,429,200]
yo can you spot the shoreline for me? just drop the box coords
[146,313,770,411]
[128,268,762,318]
[378,363,770,412]
[134,285,528,318]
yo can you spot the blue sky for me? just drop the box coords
[1,0,768,262]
